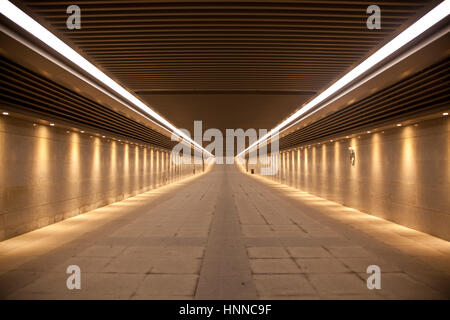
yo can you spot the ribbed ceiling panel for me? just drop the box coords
[17,1,434,92]
[279,57,450,150]
[0,55,177,149]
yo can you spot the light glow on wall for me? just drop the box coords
[296,149,301,188]
[110,140,117,190]
[123,143,129,194]
[33,125,50,204]
[333,141,341,197]
[134,145,139,191]
[91,138,101,197]
[69,133,80,198]
[370,133,382,212]
[156,150,160,188]
[143,147,148,188]
[400,126,417,183]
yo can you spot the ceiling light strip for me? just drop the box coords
[237,0,450,158]
[0,0,212,157]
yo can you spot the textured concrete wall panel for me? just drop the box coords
[254,117,449,240]
[0,116,207,240]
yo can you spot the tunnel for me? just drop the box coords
[0,0,449,305]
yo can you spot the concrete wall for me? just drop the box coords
[249,117,450,241]
[0,116,207,240]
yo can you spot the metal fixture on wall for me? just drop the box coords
[348,147,356,166]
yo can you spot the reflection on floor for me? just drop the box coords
[0,165,449,299]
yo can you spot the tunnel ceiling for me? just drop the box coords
[13,0,441,137]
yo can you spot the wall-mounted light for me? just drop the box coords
[444,112,449,116]
[397,123,402,127]
[2,112,9,115]
[49,123,55,126]
[348,147,356,166]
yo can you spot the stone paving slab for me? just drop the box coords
[0,164,449,300]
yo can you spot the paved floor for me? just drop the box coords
[0,164,449,299]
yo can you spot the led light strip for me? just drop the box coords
[237,0,450,158]
[0,0,213,157]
